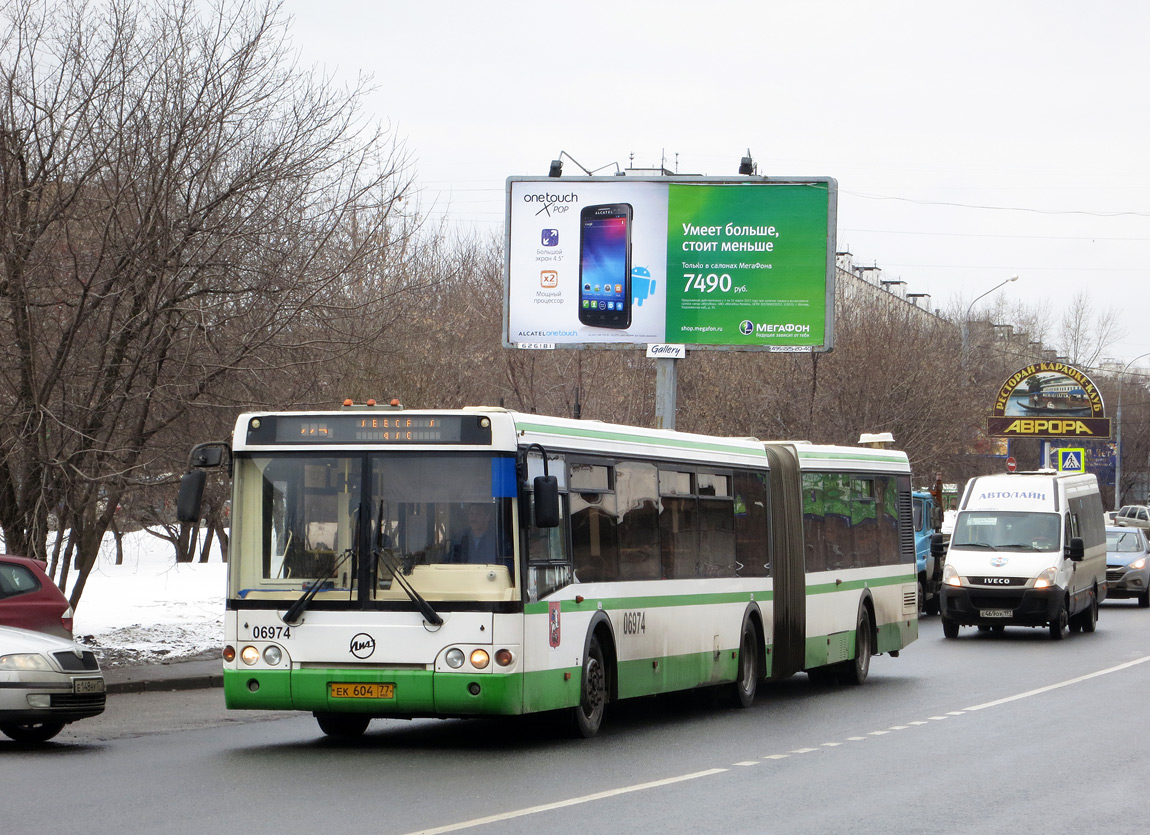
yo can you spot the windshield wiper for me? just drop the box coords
[282,548,354,626]
[375,547,443,626]
[953,541,995,549]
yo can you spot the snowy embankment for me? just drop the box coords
[67,528,226,666]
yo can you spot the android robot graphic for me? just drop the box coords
[632,266,655,306]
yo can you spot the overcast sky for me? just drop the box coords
[284,0,1149,367]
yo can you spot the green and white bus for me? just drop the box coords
[177,404,918,738]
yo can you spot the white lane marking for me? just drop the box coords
[735,761,760,766]
[408,655,1150,834]
[963,655,1150,711]
[403,768,728,835]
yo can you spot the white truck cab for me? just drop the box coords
[939,470,1106,640]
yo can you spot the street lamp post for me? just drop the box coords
[1114,352,1150,508]
[961,275,1019,365]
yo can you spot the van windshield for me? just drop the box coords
[952,511,1061,552]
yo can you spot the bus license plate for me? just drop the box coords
[74,678,105,694]
[330,683,395,699]
[980,609,1012,618]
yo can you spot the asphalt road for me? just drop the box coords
[7,601,1150,835]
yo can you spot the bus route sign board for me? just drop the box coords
[986,361,1111,440]
[503,176,837,352]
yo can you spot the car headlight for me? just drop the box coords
[1034,567,1058,589]
[0,653,52,671]
[942,563,963,587]
[1130,558,1147,570]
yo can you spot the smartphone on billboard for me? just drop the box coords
[578,203,633,329]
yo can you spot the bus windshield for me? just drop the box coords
[230,452,517,602]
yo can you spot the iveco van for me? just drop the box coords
[939,471,1106,640]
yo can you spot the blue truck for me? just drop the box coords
[914,482,947,615]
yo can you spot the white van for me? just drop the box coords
[940,471,1106,640]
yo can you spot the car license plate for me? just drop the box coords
[329,682,395,699]
[74,678,105,694]
[980,609,1012,618]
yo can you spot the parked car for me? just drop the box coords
[1114,505,1150,530]
[0,624,105,742]
[0,555,73,637]
[1105,525,1150,607]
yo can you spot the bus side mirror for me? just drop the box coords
[176,469,207,524]
[533,476,560,528]
[1067,536,1085,562]
[930,532,947,559]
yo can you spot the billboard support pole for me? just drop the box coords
[655,357,677,431]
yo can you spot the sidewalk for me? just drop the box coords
[104,657,224,694]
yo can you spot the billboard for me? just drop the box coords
[503,176,836,351]
[986,361,1111,440]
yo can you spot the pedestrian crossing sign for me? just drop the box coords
[1057,448,1085,473]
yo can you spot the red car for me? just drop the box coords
[0,555,73,638]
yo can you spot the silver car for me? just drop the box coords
[1106,525,1150,608]
[0,624,105,742]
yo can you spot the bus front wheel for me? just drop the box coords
[573,636,607,738]
[315,713,370,738]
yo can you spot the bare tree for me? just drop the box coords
[0,0,417,608]
[1057,290,1124,367]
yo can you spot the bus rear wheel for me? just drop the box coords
[842,609,872,685]
[573,636,607,738]
[315,713,370,738]
[730,619,760,708]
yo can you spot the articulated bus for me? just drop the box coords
[178,404,919,738]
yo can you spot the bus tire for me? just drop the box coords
[842,607,872,686]
[942,616,959,639]
[315,713,370,738]
[573,635,607,738]
[730,618,760,708]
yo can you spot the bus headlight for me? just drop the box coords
[942,563,963,587]
[470,649,490,669]
[240,645,260,665]
[445,648,465,669]
[1034,567,1058,589]
[263,645,282,666]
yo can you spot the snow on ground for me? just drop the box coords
[69,528,225,667]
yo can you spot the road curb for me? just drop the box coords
[106,673,224,694]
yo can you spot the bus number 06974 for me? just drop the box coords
[251,625,292,640]
[621,611,646,635]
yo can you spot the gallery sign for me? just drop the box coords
[986,362,1111,439]
[503,176,837,351]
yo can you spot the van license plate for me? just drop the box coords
[980,609,1011,618]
